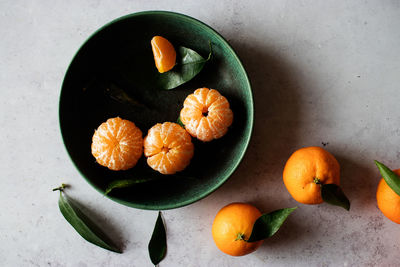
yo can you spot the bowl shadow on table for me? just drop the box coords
[203,40,308,244]
[334,153,379,213]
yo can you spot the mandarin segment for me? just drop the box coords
[180,88,233,142]
[283,146,340,204]
[212,203,263,256]
[376,169,400,224]
[144,122,194,175]
[151,36,176,73]
[91,117,143,171]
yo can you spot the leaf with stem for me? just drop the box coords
[157,42,213,90]
[53,184,121,253]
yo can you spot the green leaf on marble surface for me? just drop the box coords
[54,184,121,253]
[148,211,167,265]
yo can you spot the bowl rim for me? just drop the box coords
[59,10,254,210]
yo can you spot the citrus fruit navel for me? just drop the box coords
[180,88,233,142]
[212,203,263,256]
[283,146,340,204]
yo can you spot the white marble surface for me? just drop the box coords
[1,0,400,266]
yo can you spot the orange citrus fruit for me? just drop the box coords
[180,88,233,142]
[151,36,176,73]
[91,117,143,171]
[212,203,263,256]
[283,146,340,204]
[377,169,400,224]
[144,122,194,174]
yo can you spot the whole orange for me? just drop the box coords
[283,146,340,204]
[212,203,263,256]
[376,169,400,224]
[151,36,176,73]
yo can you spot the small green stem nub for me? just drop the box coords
[52,183,68,192]
[313,178,321,185]
[235,233,245,241]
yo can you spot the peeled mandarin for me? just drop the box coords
[91,117,143,171]
[151,36,176,73]
[180,88,233,142]
[144,122,194,174]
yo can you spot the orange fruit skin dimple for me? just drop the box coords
[144,122,194,175]
[151,36,176,73]
[91,117,143,171]
[180,88,233,142]
[283,146,340,204]
[212,203,263,256]
[377,169,400,224]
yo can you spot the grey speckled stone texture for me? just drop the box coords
[1,0,400,266]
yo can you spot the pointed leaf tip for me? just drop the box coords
[157,44,213,90]
[148,211,167,265]
[321,184,350,211]
[247,207,297,242]
[58,192,122,253]
[375,160,400,197]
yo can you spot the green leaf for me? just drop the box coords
[148,211,167,265]
[177,117,185,128]
[104,83,145,108]
[321,184,350,210]
[105,178,155,195]
[157,44,212,90]
[375,160,400,196]
[247,207,297,242]
[57,191,121,253]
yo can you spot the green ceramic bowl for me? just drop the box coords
[59,11,253,210]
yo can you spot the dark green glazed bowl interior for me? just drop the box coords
[59,11,253,210]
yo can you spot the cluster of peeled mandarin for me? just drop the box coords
[90,36,400,259]
[90,36,233,175]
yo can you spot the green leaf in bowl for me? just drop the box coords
[247,207,297,243]
[157,43,212,90]
[176,116,185,128]
[375,160,400,196]
[105,178,159,195]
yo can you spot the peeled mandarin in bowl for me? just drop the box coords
[144,122,194,175]
[180,88,233,142]
[91,117,143,171]
[151,36,176,73]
